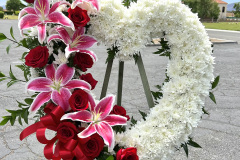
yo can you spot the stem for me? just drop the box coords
[6,76,27,83]
[7,38,30,50]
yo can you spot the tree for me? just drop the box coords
[6,0,24,12]
[0,6,3,11]
[183,0,220,20]
[233,2,240,18]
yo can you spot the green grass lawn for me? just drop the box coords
[2,15,18,20]
[203,22,240,31]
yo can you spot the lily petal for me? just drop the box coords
[87,92,96,112]
[95,95,115,120]
[78,123,96,138]
[49,1,71,14]
[37,23,46,44]
[34,0,50,17]
[47,12,75,30]
[47,34,64,44]
[18,7,36,20]
[102,115,127,126]
[72,27,85,40]
[79,50,97,62]
[27,77,52,92]
[56,27,72,44]
[64,79,91,90]
[61,110,93,122]
[89,0,99,11]
[29,92,51,112]
[45,64,56,81]
[95,122,114,149]
[18,14,41,30]
[51,88,71,111]
[65,45,79,58]
[73,35,97,50]
[55,64,74,86]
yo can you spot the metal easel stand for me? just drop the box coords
[100,54,154,109]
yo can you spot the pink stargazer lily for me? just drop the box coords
[72,0,99,14]
[61,95,127,149]
[27,64,91,112]
[47,26,97,58]
[18,0,74,44]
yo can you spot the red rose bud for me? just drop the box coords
[24,0,34,3]
[116,147,139,160]
[80,73,98,90]
[110,105,130,121]
[25,46,49,68]
[69,89,89,111]
[68,7,90,28]
[57,122,78,143]
[80,133,104,159]
[74,52,94,72]
[43,102,57,114]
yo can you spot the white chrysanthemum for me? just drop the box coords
[53,50,69,65]
[90,0,214,159]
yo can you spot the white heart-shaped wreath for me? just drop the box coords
[89,0,214,159]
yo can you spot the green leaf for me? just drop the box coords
[0,78,7,82]
[18,116,23,125]
[20,38,28,48]
[24,98,33,105]
[10,27,16,41]
[23,109,29,124]
[209,92,216,104]
[16,100,28,108]
[0,72,5,77]
[202,108,209,115]
[0,117,10,125]
[9,65,17,80]
[7,80,18,88]
[181,143,188,157]
[10,114,16,126]
[21,52,28,59]
[188,139,202,148]
[0,33,7,42]
[212,76,220,89]
[106,155,114,160]
[130,116,137,126]
[139,110,147,121]
[6,44,11,54]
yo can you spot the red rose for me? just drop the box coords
[24,0,34,3]
[80,133,104,159]
[74,52,94,72]
[110,105,130,121]
[68,7,90,28]
[116,147,139,160]
[25,46,49,68]
[69,89,89,111]
[80,73,98,90]
[43,102,57,114]
[57,122,78,143]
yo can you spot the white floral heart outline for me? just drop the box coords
[89,0,214,159]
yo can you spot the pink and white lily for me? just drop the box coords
[47,26,97,58]
[61,95,127,149]
[71,0,99,14]
[18,0,74,44]
[27,64,91,112]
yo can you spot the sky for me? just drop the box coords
[0,0,27,7]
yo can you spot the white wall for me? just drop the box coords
[218,3,227,19]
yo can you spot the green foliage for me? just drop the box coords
[0,99,31,126]
[14,10,20,15]
[209,92,216,104]
[130,116,137,127]
[106,43,119,63]
[6,0,25,12]
[234,3,240,18]
[4,11,14,15]
[0,6,3,11]
[180,137,202,157]
[139,110,147,121]
[153,38,171,59]
[0,11,4,18]
[112,125,126,133]
[122,0,137,8]
[183,0,220,19]
[212,75,220,89]
[106,155,114,160]
[0,33,7,42]
[6,44,11,54]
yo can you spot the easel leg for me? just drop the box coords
[117,61,124,106]
[137,54,155,108]
[100,59,113,99]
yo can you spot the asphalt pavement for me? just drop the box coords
[0,20,240,160]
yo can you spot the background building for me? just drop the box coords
[214,0,228,19]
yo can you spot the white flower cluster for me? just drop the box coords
[90,0,214,159]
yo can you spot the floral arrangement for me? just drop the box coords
[0,0,220,159]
